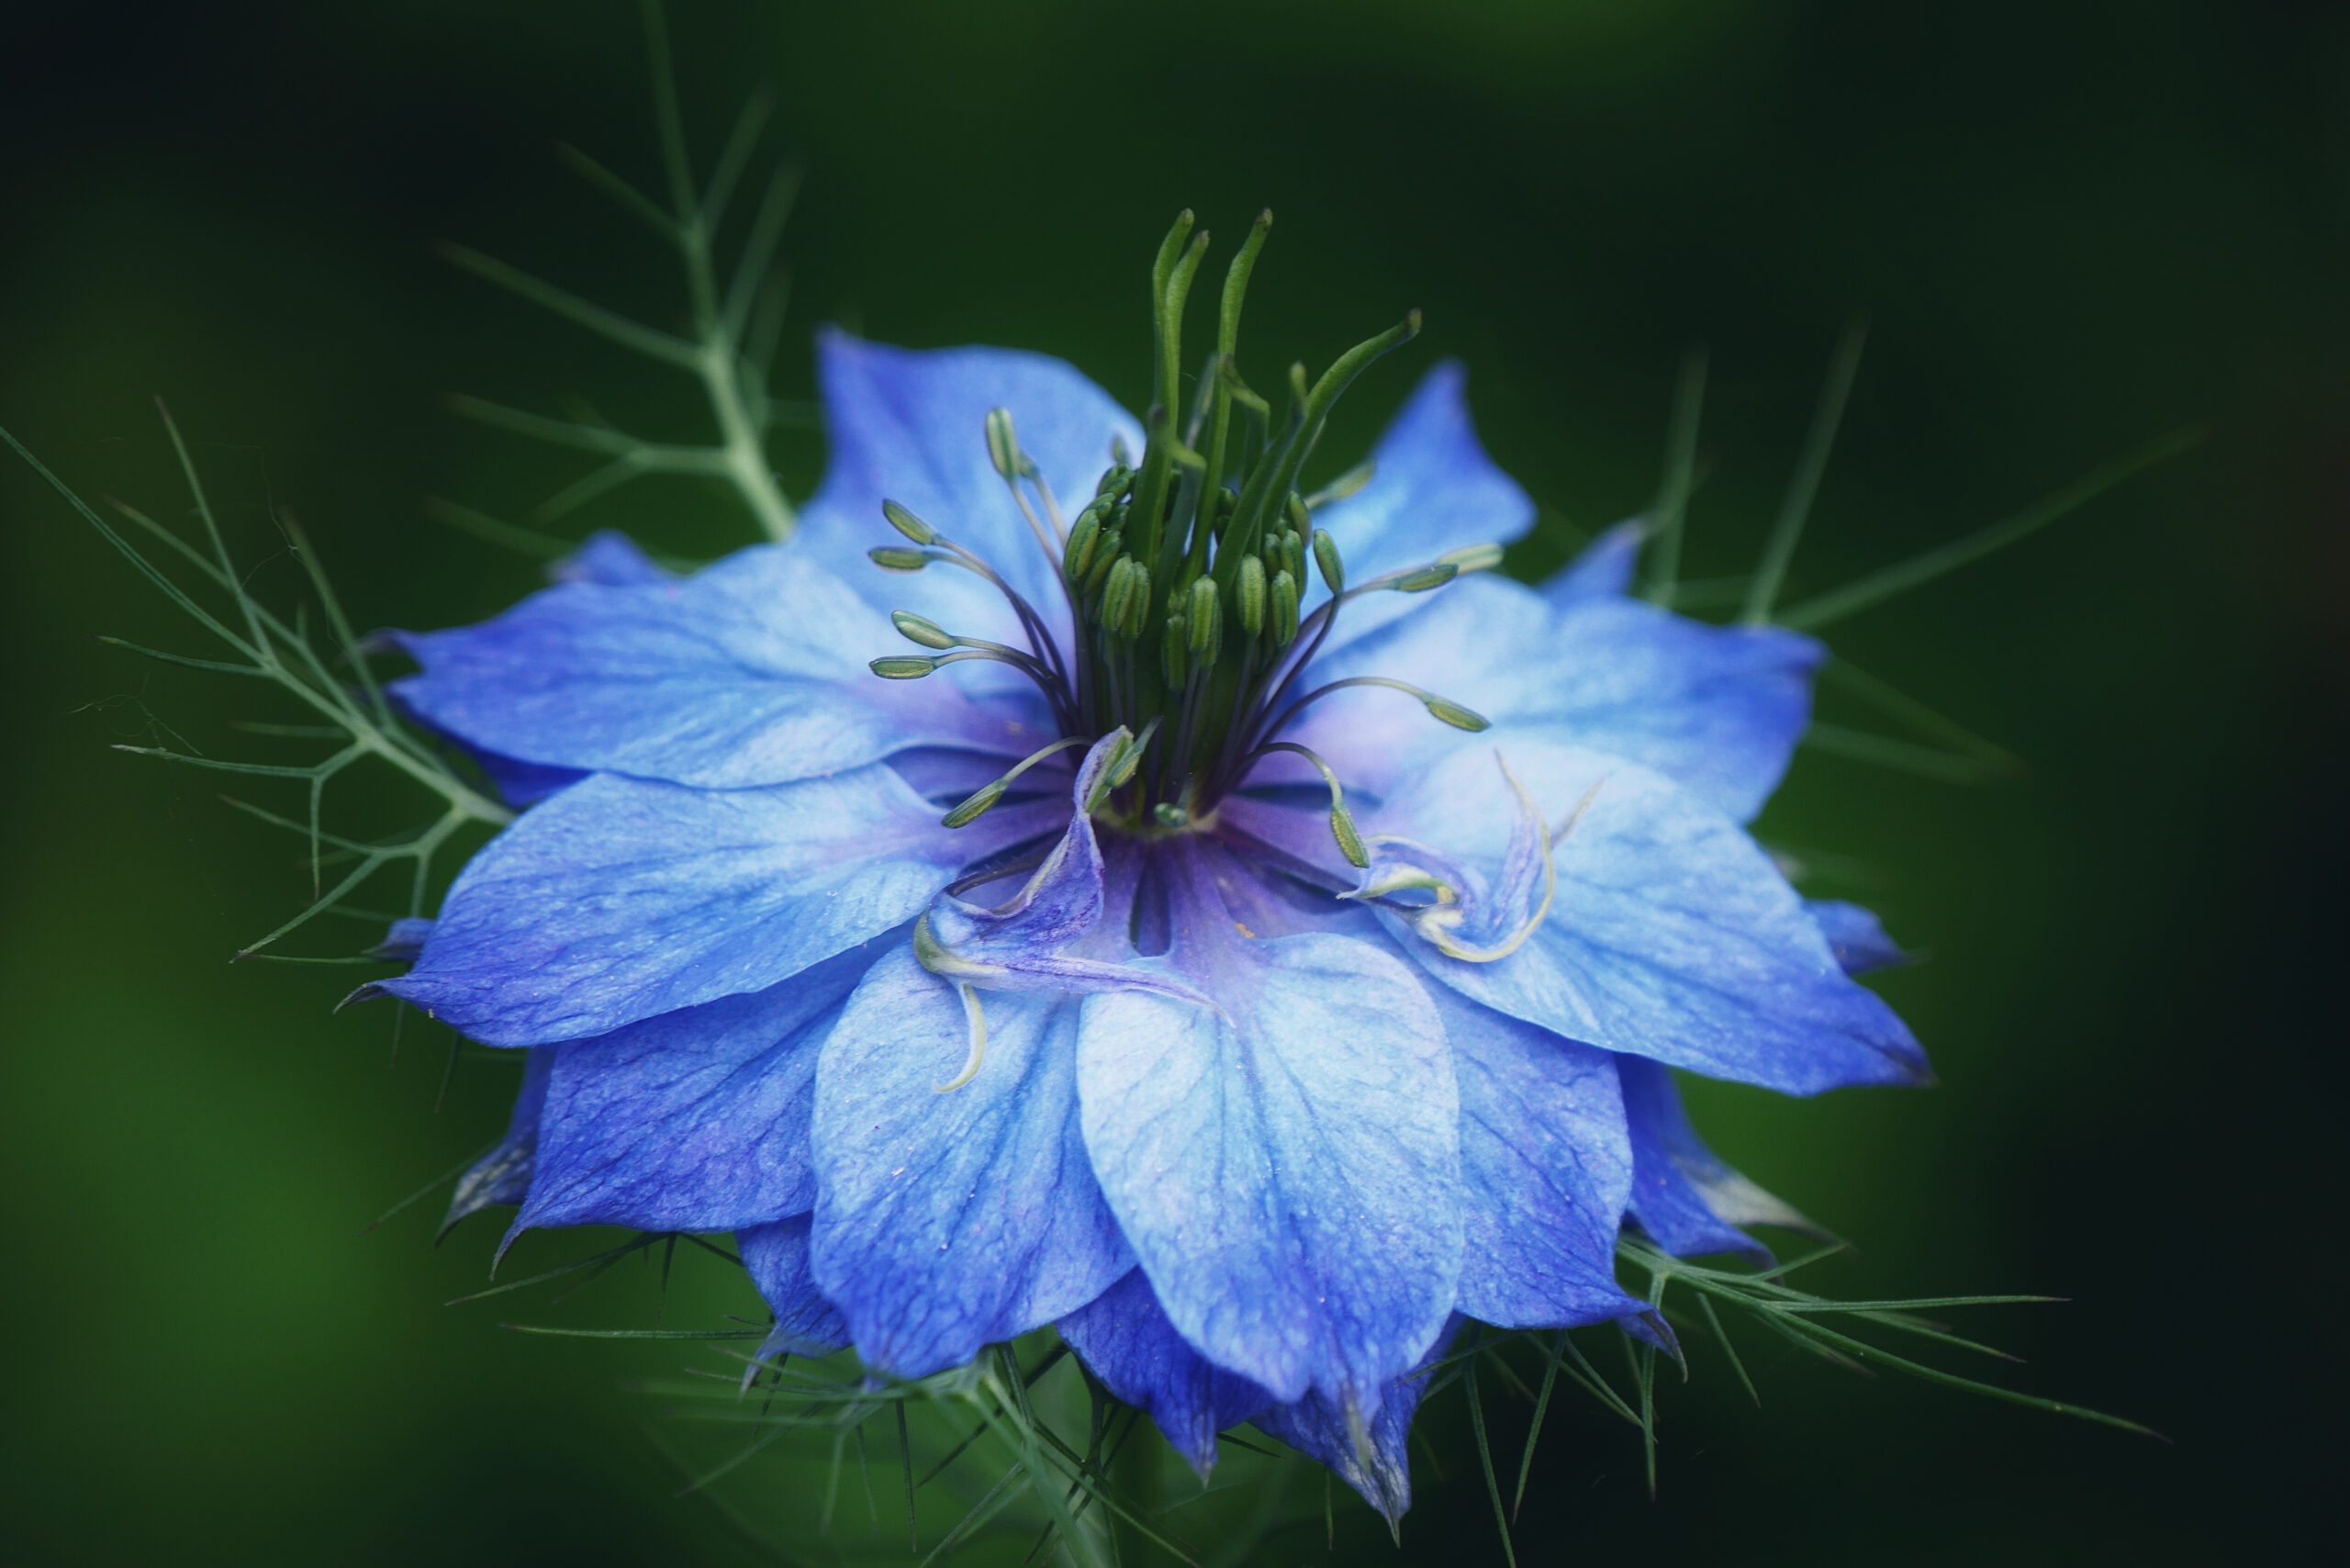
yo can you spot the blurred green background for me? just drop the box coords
[3,1,2342,1562]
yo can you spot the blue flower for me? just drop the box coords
[366,306,1926,1519]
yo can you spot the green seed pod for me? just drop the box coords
[869,655,938,680]
[1237,554,1267,637]
[890,611,956,650]
[881,498,939,545]
[1312,529,1345,595]
[1270,567,1300,648]
[1187,575,1221,659]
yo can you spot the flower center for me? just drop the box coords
[865,211,1501,867]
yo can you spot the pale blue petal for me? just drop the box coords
[552,529,673,587]
[1376,742,1928,1094]
[1077,840,1461,1411]
[1057,1269,1272,1480]
[920,733,1216,1006]
[1252,1315,1465,1529]
[1807,899,1913,974]
[810,948,1132,1379]
[393,545,1025,790]
[375,766,1062,1047]
[739,1214,852,1360]
[440,1047,553,1238]
[1541,520,1642,607]
[1310,361,1535,653]
[796,330,1137,671]
[513,945,878,1234]
[1288,573,1820,823]
[1619,1057,1815,1261]
[1429,986,1645,1329]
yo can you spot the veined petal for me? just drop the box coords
[394,545,1027,790]
[512,945,878,1235]
[1377,741,1929,1095]
[1541,520,1643,608]
[797,330,1140,667]
[810,948,1132,1379]
[1619,1056,1815,1261]
[1807,899,1914,974]
[1252,1315,1465,1529]
[374,766,1061,1047]
[739,1213,852,1362]
[1057,1269,1272,1481]
[1429,986,1645,1329]
[1292,573,1820,823]
[1077,839,1461,1412]
[918,732,1217,1008]
[1311,361,1535,653]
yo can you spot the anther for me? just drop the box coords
[1312,529,1345,595]
[1304,461,1375,510]
[1391,561,1459,593]
[1254,741,1369,868]
[869,545,945,572]
[1237,554,1267,637]
[890,610,956,650]
[870,655,940,679]
[1270,567,1300,647]
[1100,556,1140,633]
[1187,576,1221,658]
[1161,610,1189,686]
[1438,542,1505,574]
[881,498,940,545]
[938,735,1094,828]
[984,407,1031,482]
[1065,502,1108,582]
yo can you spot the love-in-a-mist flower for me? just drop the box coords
[364,212,1926,1521]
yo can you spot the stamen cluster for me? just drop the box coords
[867,210,1498,862]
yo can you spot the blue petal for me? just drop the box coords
[393,544,1025,790]
[739,1213,852,1361]
[375,765,1062,1047]
[368,915,437,962]
[1057,1269,1272,1480]
[1428,986,1645,1329]
[1807,899,1914,975]
[810,947,1133,1379]
[1541,520,1642,608]
[1310,361,1535,652]
[468,748,587,808]
[796,330,1140,672]
[1291,572,1821,823]
[1252,1315,1465,1530]
[1619,1056,1814,1261]
[1077,839,1461,1412]
[512,945,879,1235]
[1375,742,1929,1094]
[552,529,673,587]
[440,1047,554,1238]
[919,732,1217,1006]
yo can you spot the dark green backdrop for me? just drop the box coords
[3,2,2341,1562]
